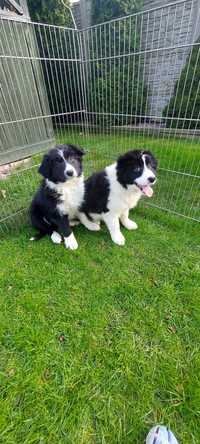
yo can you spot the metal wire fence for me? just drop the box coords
[0,0,200,233]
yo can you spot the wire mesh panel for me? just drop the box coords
[0,0,200,233]
[0,18,87,231]
[0,18,55,165]
[81,0,200,223]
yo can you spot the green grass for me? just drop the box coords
[0,206,200,443]
[0,130,200,442]
[0,130,200,227]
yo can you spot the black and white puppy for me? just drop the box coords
[30,144,85,250]
[78,150,157,246]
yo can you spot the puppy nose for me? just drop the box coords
[148,176,155,183]
[67,170,74,177]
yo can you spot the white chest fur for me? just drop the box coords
[47,176,84,219]
[106,164,142,215]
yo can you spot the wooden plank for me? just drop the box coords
[0,19,55,163]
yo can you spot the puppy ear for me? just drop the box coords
[117,150,139,166]
[142,150,158,170]
[38,154,51,178]
[69,144,86,157]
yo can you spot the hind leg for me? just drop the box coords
[79,213,100,231]
[69,220,80,227]
[30,203,55,239]
[30,228,53,241]
[30,216,54,241]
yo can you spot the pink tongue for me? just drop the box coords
[142,185,153,197]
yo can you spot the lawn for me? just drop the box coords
[0,130,200,230]
[0,131,200,443]
[0,207,200,444]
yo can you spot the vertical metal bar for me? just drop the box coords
[112,21,116,154]
[149,5,171,141]
[58,27,74,143]
[142,9,157,142]
[140,10,150,144]
[117,20,121,152]
[42,25,60,138]
[64,28,79,143]
[121,17,127,150]
[78,29,90,147]
[128,13,138,147]
[134,13,143,145]
[90,27,99,164]
[125,17,132,142]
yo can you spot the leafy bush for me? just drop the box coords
[27,0,82,124]
[88,0,147,125]
[27,0,147,127]
[92,0,142,24]
[27,0,72,26]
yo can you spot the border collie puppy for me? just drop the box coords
[30,144,85,250]
[78,150,157,246]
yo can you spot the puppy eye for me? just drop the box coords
[56,156,63,163]
[68,157,74,164]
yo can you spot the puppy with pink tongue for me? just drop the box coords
[78,149,157,246]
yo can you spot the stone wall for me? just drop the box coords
[141,0,200,118]
[72,0,92,29]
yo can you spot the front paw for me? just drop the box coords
[112,232,125,246]
[51,231,62,244]
[124,220,138,230]
[64,233,78,250]
[87,222,100,231]
[70,220,80,227]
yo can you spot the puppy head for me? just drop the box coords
[38,144,85,183]
[117,149,158,196]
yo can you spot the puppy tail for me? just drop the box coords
[30,232,47,241]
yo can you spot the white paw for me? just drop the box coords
[124,220,138,230]
[112,232,125,246]
[64,233,78,250]
[30,237,35,241]
[86,222,100,231]
[51,231,62,244]
[70,220,80,227]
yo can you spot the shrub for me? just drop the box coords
[87,0,147,125]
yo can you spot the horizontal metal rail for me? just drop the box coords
[146,203,200,223]
[0,110,85,126]
[86,111,200,123]
[81,0,190,31]
[0,54,82,63]
[83,42,200,63]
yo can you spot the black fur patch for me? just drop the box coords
[30,181,59,236]
[80,170,110,215]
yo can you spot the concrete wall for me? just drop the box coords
[72,0,92,29]
[142,0,200,118]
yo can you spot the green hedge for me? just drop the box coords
[88,0,147,125]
